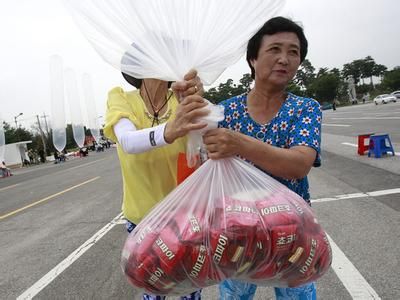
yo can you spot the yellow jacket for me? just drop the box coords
[104,87,186,224]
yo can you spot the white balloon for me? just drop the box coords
[64,0,285,85]
[49,55,67,152]
[64,69,86,148]
[82,73,101,143]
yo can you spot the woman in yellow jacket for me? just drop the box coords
[104,70,206,300]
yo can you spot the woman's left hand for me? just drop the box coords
[171,69,204,99]
[203,128,243,159]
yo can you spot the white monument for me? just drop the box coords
[347,76,357,104]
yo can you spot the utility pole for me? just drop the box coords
[41,113,50,138]
[36,115,47,158]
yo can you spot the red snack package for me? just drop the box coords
[238,229,271,277]
[283,231,332,287]
[152,226,188,278]
[184,244,211,287]
[145,265,177,294]
[125,253,177,295]
[270,224,299,258]
[209,230,243,277]
[301,214,322,235]
[173,208,206,245]
[127,254,160,290]
[256,198,302,228]
[209,197,263,276]
[124,254,151,289]
[122,226,159,285]
[130,226,159,262]
[250,261,279,280]
[250,224,301,280]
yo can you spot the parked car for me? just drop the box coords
[390,91,400,99]
[373,94,397,105]
[321,102,333,110]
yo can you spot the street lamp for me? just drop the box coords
[14,112,23,128]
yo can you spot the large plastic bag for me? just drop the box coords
[64,0,285,85]
[121,157,332,295]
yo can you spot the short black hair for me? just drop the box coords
[246,16,308,79]
[121,73,172,89]
[121,72,142,89]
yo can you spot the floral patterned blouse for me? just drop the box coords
[218,92,322,203]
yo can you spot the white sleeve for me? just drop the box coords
[113,118,169,154]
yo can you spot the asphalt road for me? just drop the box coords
[0,101,399,300]
[322,101,400,143]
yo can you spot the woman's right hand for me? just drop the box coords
[171,69,204,99]
[164,95,209,143]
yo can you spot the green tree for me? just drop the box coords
[317,67,329,77]
[381,67,400,91]
[286,81,304,96]
[294,59,315,90]
[238,73,253,93]
[204,73,253,104]
[360,56,376,87]
[373,64,387,80]
[342,60,362,85]
[309,70,340,103]
[204,79,235,103]
[3,121,33,144]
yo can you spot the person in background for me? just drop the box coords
[104,69,207,300]
[202,16,322,300]
[53,151,60,164]
[0,161,12,177]
[38,149,45,163]
[28,149,34,164]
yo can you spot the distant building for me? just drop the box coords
[2,141,32,167]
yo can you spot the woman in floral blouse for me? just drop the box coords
[203,16,322,300]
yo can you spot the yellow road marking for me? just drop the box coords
[0,177,100,221]
[0,183,19,192]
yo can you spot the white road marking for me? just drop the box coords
[114,218,127,225]
[341,142,400,156]
[17,212,124,300]
[327,234,382,299]
[322,124,351,127]
[312,188,400,203]
[342,142,357,147]
[368,188,400,197]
